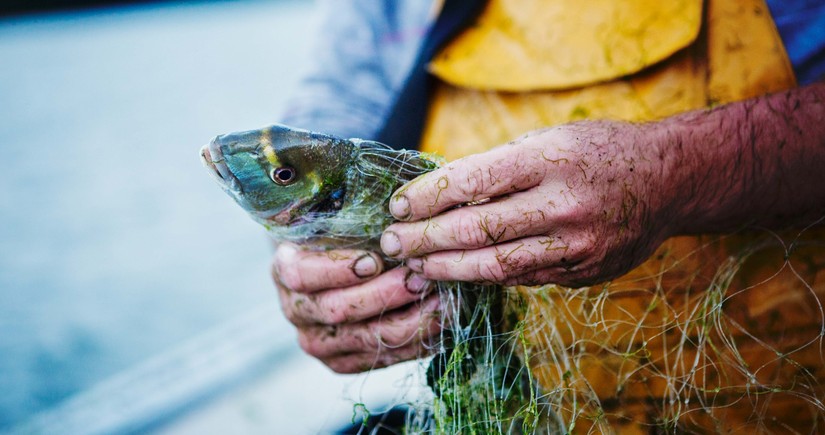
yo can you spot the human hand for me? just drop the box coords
[380,120,677,288]
[272,243,441,373]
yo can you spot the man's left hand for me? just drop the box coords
[380,121,677,288]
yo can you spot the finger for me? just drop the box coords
[410,235,580,284]
[273,243,383,293]
[389,142,545,221]
[322,336,439,374]
[503,267,591,288]
[280,267,433,326]
[296,294,443,360]
[381,190,553,258]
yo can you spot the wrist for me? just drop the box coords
[652,101,763,235]
[651,111,724,236]
[629,120,689,240]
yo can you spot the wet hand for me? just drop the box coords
[272,243,441,373]
[381,121,675,288]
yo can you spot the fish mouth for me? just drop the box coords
[200,139,241,192]
[252,191,340,227]
[252,200,312,226]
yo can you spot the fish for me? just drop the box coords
[200,123,439,251]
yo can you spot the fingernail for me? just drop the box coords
[389,194,411,221]
[350,254,379,278]
[407,257,423,273]
[381,231,402,257]
[405,270,431,294]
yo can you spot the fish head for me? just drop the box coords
[200,124,355,227]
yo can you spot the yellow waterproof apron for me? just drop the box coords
[420,0,825,432]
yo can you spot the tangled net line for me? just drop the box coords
[274,140,825,434]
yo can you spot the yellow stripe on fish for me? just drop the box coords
[259,129,282,168]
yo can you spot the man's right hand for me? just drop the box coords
[272,242,442,373]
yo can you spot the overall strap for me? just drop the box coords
[375,0,488,150]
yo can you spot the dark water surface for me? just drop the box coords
[0,0,314,428]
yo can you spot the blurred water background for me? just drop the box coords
[0,1,419,432]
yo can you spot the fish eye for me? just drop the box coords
[269,167,297,185]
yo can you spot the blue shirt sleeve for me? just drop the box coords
[279,0,432,140]
[766,0,825,85]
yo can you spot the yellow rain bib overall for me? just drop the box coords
[420,0,825,432]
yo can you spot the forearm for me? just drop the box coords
[660,81,825,234]
[379,82,824,287]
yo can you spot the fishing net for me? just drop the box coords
[513,224,825,434]
[251,138,825,434]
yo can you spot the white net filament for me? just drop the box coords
[269,140,825,434]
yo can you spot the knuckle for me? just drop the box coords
[378,325,409,347]
[316,297,348,325]
[568,233,597,260]
[327,359,356,374]
[554,201,582,221]
[460,166,488,197]
[453,213,488,247]
[316,290,358,325]
[418,298,438,317]
[360,325,382,350]
[494,247,535,276]
[581,229,599,249]
[477,259,509,283]
[326,308,350,326]
[296,332,322,358]
[278,263,306,292]
[282,293,317,325]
